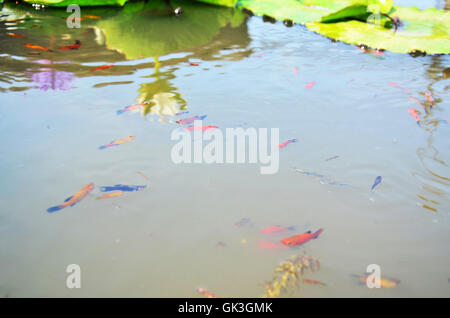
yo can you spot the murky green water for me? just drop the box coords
[0,0,449,297]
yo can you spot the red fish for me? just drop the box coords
[47,183,94,213]
[185,125,218,131]
[408,108,420,123]
[261,226,295,234]
[176,115,206,125]
[90,64,114,72]
[258,240,288,250]
[280,229,323,247]
[7,33,26,39]
[25,43,53,52]
[189,62,199,66]
[370,49,384,56]
[305,81,315,89]
[303,279,327,286]
[59,40,81,50]
[388,82,411,93]
[196,288,217,298]
[279,139,296,148]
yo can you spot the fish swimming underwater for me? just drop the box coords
[96,191,123,200]
[99,136,134,150]
[59,40,81,50]
[280,229,324,247]
[196,288,217,298]
[408,108,420,123]
[304,81,315,89]
[116,103,148,115]
[371,176,382,191]
[7,33,26,39]
[279,139,296,148]
[25,43,53,52]
[258,241,288,250]
[47,183,94,213]
[100,184,146,192]
[261,226,295,234]
[176,115,207,125]
[90,64,114,72]
[353,274,400,288]
[185,125,218,131]
[303,279,327,286]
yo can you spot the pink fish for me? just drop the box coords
[388,82,411,93]
[258,240,288,250]
[425,92,434,105]
[279,139,296,148]
[293,66,299,76]
[185,125,218,131]
[305,81,315,89]
[408,108,420,123]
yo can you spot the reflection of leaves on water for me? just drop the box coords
[142,92,182,123]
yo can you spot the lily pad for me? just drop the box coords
[22,0,129,6]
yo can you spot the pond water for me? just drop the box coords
[0,0,449,297]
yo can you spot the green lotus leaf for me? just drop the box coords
[22,0,129,6]
[307,6,450,54]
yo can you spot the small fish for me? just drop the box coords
[261,226,295,234]
[189,62,199,66]
[196,288,217,298]
[83,15,101,19]
[234,217,251,228]
[185,125,218,131]
[25,43,53,52]
[96,191,123,200]
[47,183,94,213]
[216,242,226,248]
[7,33,26,39]
[370,49,385,56]
[100,184,146,192]
[137,172,149,180]
[304,81,315,89]
[293,66,299,76]
[280,228,323,247]
[424,92,434,105]
[325,155,339,161]
[90,64,114,72]
[59,40,81,50]
[253,52,268,58]
[295,169,327,179]
[116,103,147,115]
[279,139,296,148]
[176,115,207,125]
[354,274,400,288]
[175,111,189,116]
[258,240,288,250]
[303,279,327,286]
[408,108,420,123]
[371,176,382,191]
[388,82,411,93]
[99,136,134,150]
[319,179,349,186]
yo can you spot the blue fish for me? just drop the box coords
[371,176,382,190]
[100,184,147,192]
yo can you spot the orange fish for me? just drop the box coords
[83,15,101,19]
[99,136,134,150]
[279,139,296,148]
[47,183,94,213]
[280,228,323,247]
[305,81,315,89]
[25,43,53,52]
[408,108,420,123]
[303,279,327,286]
[59,40,81,50]
[355,275,400,288]
[388,82,411,93]
[7,33,26,39]
[137,172,149,180]
[258,240,288,250]
[96,191,123,200]
[196,288,217,298]
[90,64,114,72]
[189,62,199,66]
